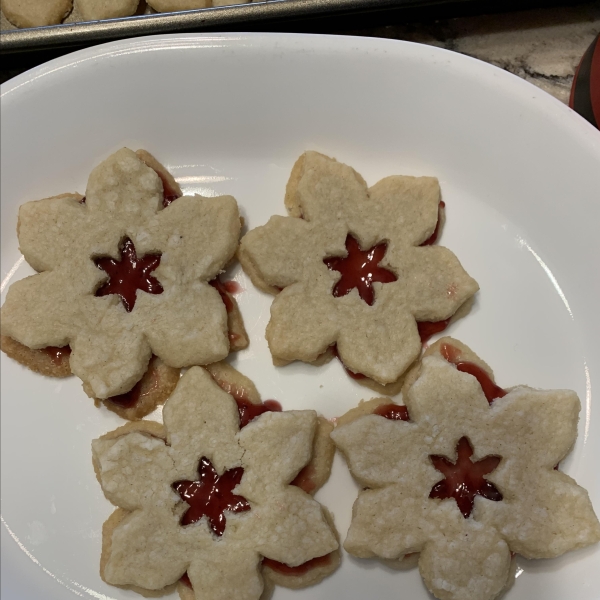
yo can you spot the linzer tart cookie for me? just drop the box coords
[92,364,340,599]
[331,337,600,600]
[239,151,478,387]
[0,148,247,403]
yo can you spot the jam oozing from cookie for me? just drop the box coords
[324,235,397,306]
[263,552,333,576]
[94,238,164,312]
[42,345,71,366]
[210,278,234,313]
[420,200,446,246]
[429,436,503,518]
[374,403,410,421]
[106,361,160,408]
[440,343,507,404]
[417,318,451,344]
[211,376,283,428]
[290,464,317,494]
[172,457,250,536]
[158,174,181,207]
[236,398,283,429]
[181,552,334,589]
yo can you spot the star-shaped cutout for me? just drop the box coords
[323,235,397,306]
[94,237,163,312]
[172,457,251,537]
[429,436,503,518]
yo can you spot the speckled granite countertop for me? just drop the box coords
[2,3,599,102]
[345,3,600,104]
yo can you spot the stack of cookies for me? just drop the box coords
[1,148,598,600]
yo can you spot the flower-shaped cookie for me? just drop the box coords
[93,366,339,599]
[0,148,241,399]
[331,338,600,600]
[239,151,478,385]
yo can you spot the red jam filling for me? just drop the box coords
[107,364,159,408]
[210,278,235,313]
[181,553,334,588]
[172,456,250,536]
[290,464,317,494]
[323,235,396,306]
[440,343,507,404]
[158,173,180,207]
[420,200,446,246]
[374,403,410,421]
[42,345,71,366]
[94,238,163,312]
[263,552,333,576]
[429,436,503,518]
[210,377,283,429]
[236,398,283,429]
[417,318,451,344]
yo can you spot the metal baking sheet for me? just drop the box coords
[0,0,578,55]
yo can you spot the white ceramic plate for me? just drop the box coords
[2,33,599,600]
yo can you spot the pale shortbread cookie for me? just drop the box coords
[1,148,241,399]
[331,337,600,600]
[239,151,479,386]
[76,0,138,20]
[1,0,71,27]
[146,0,209,11]
[93,366,339,599]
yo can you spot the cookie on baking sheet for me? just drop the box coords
[0,148,245,402]
[331,336,600,600]
[239,151,479,390]
[92,364,340,599]
[1,0,72,27]
[75,0,138,20]
[145,0,209,11]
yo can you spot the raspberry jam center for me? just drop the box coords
[324,235,396,306]
[172,457,250,536]
[374,403,410,421]
[94,238,163,312]
[429,436,503,518]
[440,343,507,404]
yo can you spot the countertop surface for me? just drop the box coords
[1,3,599,103]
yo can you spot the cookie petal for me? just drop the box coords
[137,282,229,368]
[485,388,580,467]
[337,295,421,384]
[163,367,243,478]
[404,357,490,445]
[145,194,241,284]
[419,519,511,600]
[103,509,188,590]
[343,486,432,559]
[0,269,97,349]
[85,148,162,221]
[69,325,152,399]
[477,469,600,558]
[239,215,325,292]
[248,488,338,566]
[285,151,369,226]
[266,284,338,363]
[237,410,317,500]
[187,548,263,600]
[387,246,479,321]
[92,432,176,511]
[365,175,441,247]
